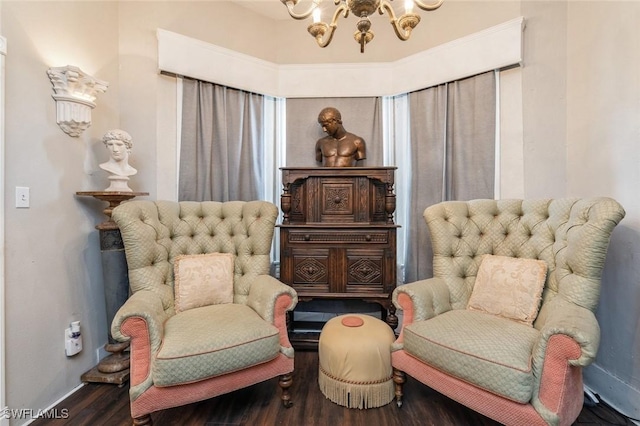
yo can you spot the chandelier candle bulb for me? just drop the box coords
[313,7,321,23]
[405,0,414,13]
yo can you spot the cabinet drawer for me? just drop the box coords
[287,229,390,245]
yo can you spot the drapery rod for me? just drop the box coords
[160,70,183,79]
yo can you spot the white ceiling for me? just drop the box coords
[233,0,306,21]
[234,0,407,22]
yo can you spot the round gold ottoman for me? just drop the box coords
[318,314,395,409]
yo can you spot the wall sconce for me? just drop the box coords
[47,65,109,137]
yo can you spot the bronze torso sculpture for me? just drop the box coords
[315,107,366,167]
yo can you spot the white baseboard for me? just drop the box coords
[584,363,640,422]
[22,383,85,426]
[96,345,109,363]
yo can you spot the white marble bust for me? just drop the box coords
[100,129,137,192]
[100,129,137,177]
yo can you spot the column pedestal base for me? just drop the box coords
[81,365,130,387]
[76,191,148,386]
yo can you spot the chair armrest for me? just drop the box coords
[533,297,600,369]
[246,275,298,323]
[247,275,298,357]
[110,290,169,399]
[247,275,298,324]
[392,278,452,350]
[393,277,452,324]
[111,290,168,355]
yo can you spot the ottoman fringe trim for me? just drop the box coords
[318,367,394,409]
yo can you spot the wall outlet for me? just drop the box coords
[65,322,82,357]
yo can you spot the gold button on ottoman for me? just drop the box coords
[318,314,396,409]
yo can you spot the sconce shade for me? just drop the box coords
[47,65,109,137]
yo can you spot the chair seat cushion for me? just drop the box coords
[403,309,540,403]
[153,303,280,387]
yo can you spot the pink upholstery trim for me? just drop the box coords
[394,293,414,345]
[274,294,294,348]
[538,334,584,426]
[393,350,548,426]
[121,317,151,387]
[130,353,293,418]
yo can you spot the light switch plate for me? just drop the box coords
[15,187,29,208]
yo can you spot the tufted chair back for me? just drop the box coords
[424,198,625,321]
[112,200,278,316]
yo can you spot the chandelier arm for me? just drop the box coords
[379,2,412,41]
[413,0,444,11]
[308,4,349,48]
[282,0,319,20]
[316,25,339,48]
[329,3,350,26]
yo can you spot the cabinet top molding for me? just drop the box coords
[281,166,397,170]
[281,166,397,185]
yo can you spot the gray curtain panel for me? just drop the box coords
[404,84,448,283]
[285,97,383,167]
[179,79,266,201]
[179,74,494,282]
[404,71,496,282]
[447,72,497,201]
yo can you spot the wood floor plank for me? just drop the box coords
[31,351,634,426]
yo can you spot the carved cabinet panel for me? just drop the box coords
[283,229,394,295]
[279,167,398,344]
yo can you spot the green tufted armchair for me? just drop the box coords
[110,200,297,426]
[392,198,625,426]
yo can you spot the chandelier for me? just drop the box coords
[281,0,444,53]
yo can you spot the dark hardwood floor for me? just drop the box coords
[33,351,635,426]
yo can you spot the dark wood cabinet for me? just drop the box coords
[279,167,398,346]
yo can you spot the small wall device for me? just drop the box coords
[65,321,82,356]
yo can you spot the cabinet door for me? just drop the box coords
[290,248,331,293]
[346,249,385,293]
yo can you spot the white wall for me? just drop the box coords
[1,0,639,422]
[520,0,568,198]
[2,1,120,418]
[515,0,640,418]
[565,1,640,419]
[0,5,7,422]
[0,2,279,421]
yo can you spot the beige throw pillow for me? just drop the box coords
[174,253,235,313]
[467,255,547,326]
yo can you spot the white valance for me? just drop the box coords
[157,17,524,98]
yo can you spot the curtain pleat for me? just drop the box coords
[404,84,448,283]
[447,72,496,200]
[179,79,265,201]
[404,72,496,282]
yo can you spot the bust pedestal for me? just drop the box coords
[105,175,133,192]
[76,191,148,385]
